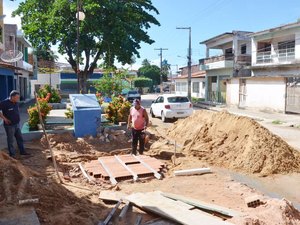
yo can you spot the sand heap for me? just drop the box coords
[166,111,300,175]
[0,152,105,225]
[41,131,131,156]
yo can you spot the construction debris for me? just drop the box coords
[83,154,164,184]
[99,190,125,202]
[118,202,132,221]
[245,195,264,208]
[161,192,240,218]
[125,191,234,225]
[98,200,122,225]
[18,198,39,206]
[174,167,211,176]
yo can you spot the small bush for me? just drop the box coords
[65,107,74,119]
[28,93,52,130]
[106,96,131,124]
[38,84,61,103]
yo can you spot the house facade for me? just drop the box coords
[0,23,33,101]
[227,22,300,113]
[199,31,252,104]
[174,64,206,99]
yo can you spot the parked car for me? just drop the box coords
[163,86,170,92]
[150,94,193,122]
[126,90,141,102]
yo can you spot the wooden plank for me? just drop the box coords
[161,192,240,218]
[98,159,118,185]
[118,202,131,221]
[132,155,162,180]
[134,215,143,225]
[78,163,93,182]
[98,200,122,225]
[114,155,138,181]
[99,190,125,202]
[125,192,234,225]
[174,168,211,176]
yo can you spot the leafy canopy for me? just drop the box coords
[13,0,160,90]
[138,59,168,85]
[133,77,152,88]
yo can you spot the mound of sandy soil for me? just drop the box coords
[165,111,300,175]
[0,151,105,225]
[41,132,131,156]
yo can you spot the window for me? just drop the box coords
[167,97,189,103]
[241,44,247,54]
[278,40,295,50]
[211,77,217,83]
[202,82,206,89]
[192,82,199,93]
[176,82,187,92]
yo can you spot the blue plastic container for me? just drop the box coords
[69,94,101,137]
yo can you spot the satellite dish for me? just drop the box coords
[1,50,23,63]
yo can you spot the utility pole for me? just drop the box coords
[154,48,168,92]
[176,27,192,100]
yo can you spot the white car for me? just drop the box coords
[150,94,193,122]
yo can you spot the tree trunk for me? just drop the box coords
[78,71,89,94]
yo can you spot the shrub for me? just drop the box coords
[38,84,61,103]
[28,93,52,130]
[106,96,131,124]
[65,107,74,119]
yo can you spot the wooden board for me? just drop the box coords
[99,190,125,202]
[161,192,240,218]
[125,192,234,225]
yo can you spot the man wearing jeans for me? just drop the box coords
[0,90,29,158]
[127,99,149,155]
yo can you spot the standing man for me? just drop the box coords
[127,99,149,155]
[0,90,29,158]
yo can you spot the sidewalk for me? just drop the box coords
[194,103,300,125]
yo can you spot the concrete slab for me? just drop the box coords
[0,207,40,225]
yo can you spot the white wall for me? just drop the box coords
[30,73,60,97]
[175,78,205,99]
[226,78,239,106]
[245,77,286,112]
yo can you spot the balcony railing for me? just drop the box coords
[256,48,295,64]
[256,51,272,64]
[278,48,295,62]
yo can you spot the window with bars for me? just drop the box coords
[192,82,199,93]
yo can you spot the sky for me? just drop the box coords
[4,0,300,72]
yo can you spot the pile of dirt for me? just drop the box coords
[0,151,106,225]
[230,198,300,225]
[41,131,131,156]
[164,111,300,175]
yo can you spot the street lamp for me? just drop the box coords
[176,27,192,100]
[76,0,85,93]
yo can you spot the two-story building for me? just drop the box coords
[228,21,300,113]
[199,31,252,104]
[0,23,33,101]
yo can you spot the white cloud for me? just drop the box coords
[3,1,22,28]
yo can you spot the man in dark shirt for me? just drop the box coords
[0,90,29,158]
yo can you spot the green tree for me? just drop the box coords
[133,77,152,94]
[94,69,129,97]
[133,77,152,88]
[13,0,160,93]
[138,59,168,85]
